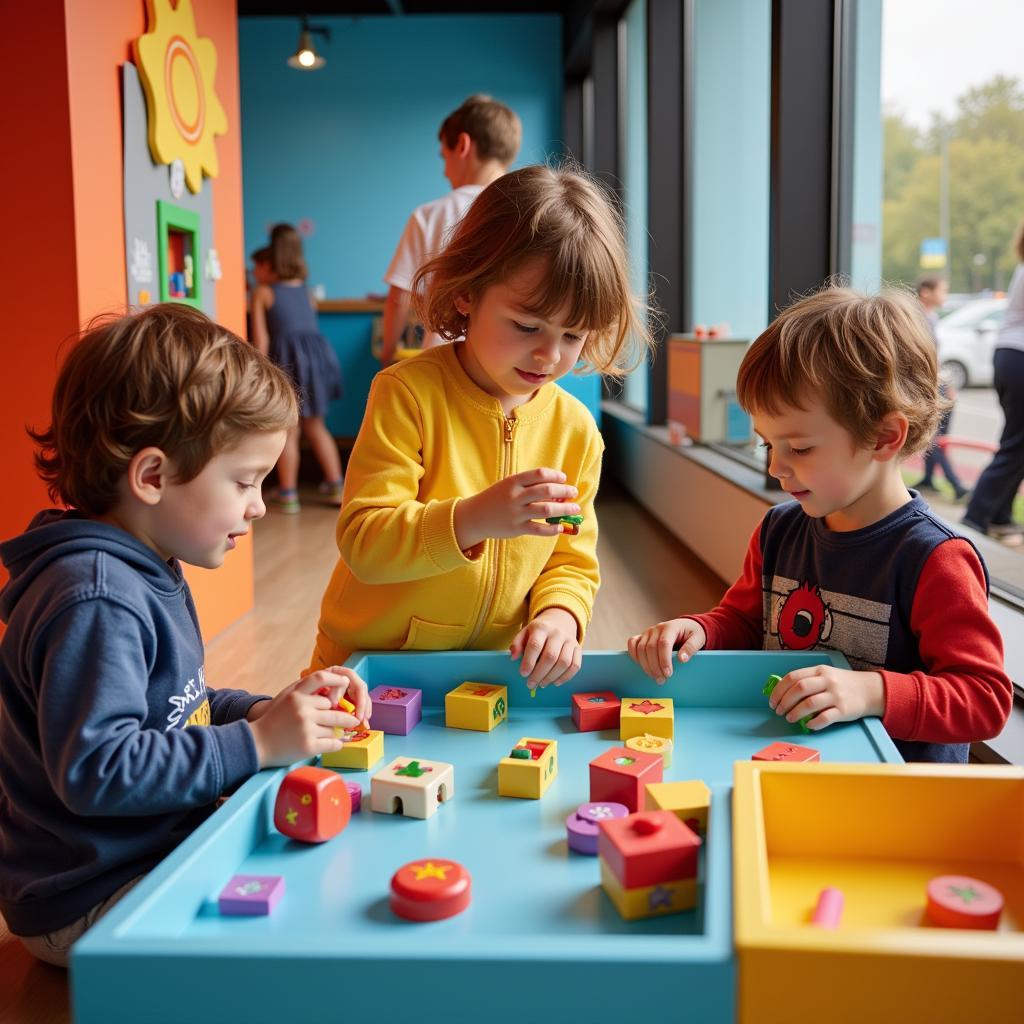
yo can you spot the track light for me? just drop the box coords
[287,18,329,71]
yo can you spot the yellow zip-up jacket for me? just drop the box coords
[310,343,603,669]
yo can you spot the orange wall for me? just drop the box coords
[0,1,79,565]
[1,0,252,643]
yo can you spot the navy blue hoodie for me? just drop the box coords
[0,511,267,936]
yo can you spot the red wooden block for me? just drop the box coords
[572,691,621,732]
[598,809,702,888]
[751,741,820,763]
[390,859,472,922]
[926,875,1003,930]
[589,746,663,812]
[274,765,351,843]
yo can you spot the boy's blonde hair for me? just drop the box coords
[736,285,943,456]
[31,304,299,514]
[413,164,654,377]
[270,223,307,281]
[439,94,521,167]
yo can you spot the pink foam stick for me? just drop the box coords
[811,886,844,928]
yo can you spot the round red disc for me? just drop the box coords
[390,859,471,922]
[925,874,1003,930]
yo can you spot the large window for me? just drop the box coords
[872,0,1024,588]
[619,0,649,411]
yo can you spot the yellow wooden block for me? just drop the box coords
[599,858,697,920]
[498,737,558,799]
[644,779,710,832]
[322,727,384,770]
[626,733,673,769]
[620,697,674,741]
[445,682,508,732]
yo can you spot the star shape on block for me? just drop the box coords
[629,700,663,715]
[587,696,608,704]
[590,805,616,818]
[412,861,451,881]
[648,886,674,911]
[948,884,981,904]
[396,760,432,777]
[235,881,263,896]
[285,808,298,825]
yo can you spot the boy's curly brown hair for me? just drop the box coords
[737,285,946,456]
[31,304,298,514]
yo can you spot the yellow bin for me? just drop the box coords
[733,761,1024,1024]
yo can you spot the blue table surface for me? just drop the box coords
[72,651,899,1023]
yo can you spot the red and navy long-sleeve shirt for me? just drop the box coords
[689,495,1013,763]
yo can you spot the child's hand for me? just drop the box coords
[767,665,885,730]
[454,468,581,551]
[247,667,369,768]
[627,618,707,683]
[510,608,582,688]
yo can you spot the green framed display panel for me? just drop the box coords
[156,200,202,308]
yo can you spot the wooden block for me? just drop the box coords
[322,727,384,770]
[571,691,621,731]
[599,859,698,920]
[218,874,284,916]
[445,682,508,731]
[368,685,422,735]
[625,732,673,768]
[598,809,702,889]
[273,766,351,843]
[390,859,471,921]
[620,697,674,741]
[751,741,820,763]
[925,875,1003,930]
[370,756,454,819]
[644,779,711,833]
[566,801,629,855]
[498,737,558,798]
[589,745,663,812]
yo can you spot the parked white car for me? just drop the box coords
[936,298,1007,389]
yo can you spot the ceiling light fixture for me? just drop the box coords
[287,17,330,71]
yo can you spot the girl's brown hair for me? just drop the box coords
[270,223,308,281]
[736,284,945,456]
[31,304,298,514]
[413,164,654,377]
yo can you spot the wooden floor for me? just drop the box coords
[0,482,724,1022]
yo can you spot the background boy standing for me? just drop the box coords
[0,305,369,966]
[628,287,1012,762]
[380,94,522,363]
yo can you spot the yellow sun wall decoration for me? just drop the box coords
[133,0,228,194]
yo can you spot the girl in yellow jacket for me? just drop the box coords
[310,165,652,689]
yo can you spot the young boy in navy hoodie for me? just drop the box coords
[0,304,370,966]
[628,286,1012,762]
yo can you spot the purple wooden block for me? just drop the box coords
[345,780,362,813]
[566,801,629,855]
[368,685,422,735]
[218,874,284,916]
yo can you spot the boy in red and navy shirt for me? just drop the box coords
[628,286,1012,762]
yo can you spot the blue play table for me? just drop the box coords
[72,651,900,1023]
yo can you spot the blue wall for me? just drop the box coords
[239,15,563,299]
[239,15,606,432]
